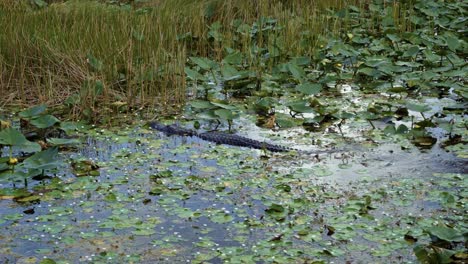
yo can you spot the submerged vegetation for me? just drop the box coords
[0,0,467,263]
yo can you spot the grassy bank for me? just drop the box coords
[0,0,376,119]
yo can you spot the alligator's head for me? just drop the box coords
[149,122,195,136]
[149,122,167,132]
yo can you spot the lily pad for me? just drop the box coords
[0,128,28,146]
[19,104,47,118]
[30,115,60,129]
[406,103,431,113]
[425,226,465,242]
[190,57,216,70]
[287,100,315,114]
[21,147,60,171]
[296,82,322,95]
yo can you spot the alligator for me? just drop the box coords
[198,131,289,152]
[149,122,290,152]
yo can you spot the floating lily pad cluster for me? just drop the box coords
[0,105,82,190]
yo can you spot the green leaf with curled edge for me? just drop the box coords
[19,104,46,118]
[0,128,27,146]
[296,82,322,95]
[30,115,60,129]
[190,57,216,70]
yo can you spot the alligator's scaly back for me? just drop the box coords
[198,131,289,152]
[149,122,289,152]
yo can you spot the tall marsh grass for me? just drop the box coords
[0,0,398,118]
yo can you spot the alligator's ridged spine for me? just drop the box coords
[150,122,289,152]
[198,131,289,152]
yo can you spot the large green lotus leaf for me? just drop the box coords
[276,113,301,128]
[358,67,382,78]
[197,110,219,120]
[296,82,322,95]
[288,63,305,80]
[223,70,251,81]
[0,162,8,172]
[402,45,420,57]
[386,33,401,42]
[425,226,465,242]
[423,49,440,63]
[190,100,215,109]
[432,65,454,73]
[18,104,47,118]
[21,147,60,171]
[290,56,311,66]
[444,34,461,52]
[414,245,455,264]
[421,70,439,80]
[378,64,400,75]
[337,45,359,57]
[60,121,90,133]
[214,109,237,120]
[383,124,409,135]
[256,97,278,108]
[333,111,355,120]
[406,103,431,113]
[287,100,315,113]
[221,64,240,79]
[444,68,466,78]
[395,61,421,68]
[364,56,390,67]
[0,128,28,146]
[59,121,79,133]
[357,111,379,120]
[190,57,216,70]
[185,67,206,81]
[16,141,42,153]
[30,115,60,129]
[210,101,238,110]
[222,51,242,65]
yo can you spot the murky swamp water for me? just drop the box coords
[0,122,466,263]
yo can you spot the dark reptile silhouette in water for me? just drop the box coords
[149,122,291,152]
